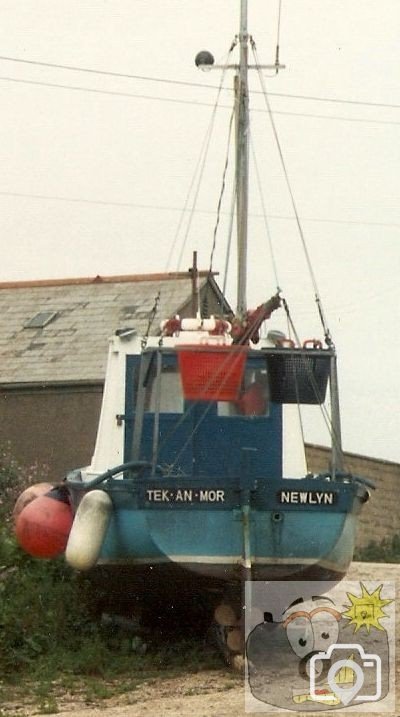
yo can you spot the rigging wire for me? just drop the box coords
[251,108,400,127]
[173,42,236,273]
[251,39,333,347]
[0,54,202,86]
[222,183,237,298]
[1,189,399,231]
[164,119,214,273]
[1,53,399,110]
[0,75,398,127]
[281,297,340,454]
[250,135,281,292]
[209,105,235,273]
[141,291,161,349]
[175,99,222,271]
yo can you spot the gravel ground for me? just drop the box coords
[5,562,399,717]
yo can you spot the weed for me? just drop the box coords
[37,696,59,715]
[83,679,113,702]
[0,442,49,525]
[0,447,223,712]
[354,533,400,562]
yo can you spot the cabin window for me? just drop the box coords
[144,362,184,414]
[218,366,270,417]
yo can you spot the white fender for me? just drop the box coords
[65,490,112,571]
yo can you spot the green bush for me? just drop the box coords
[0,447,100,676]
[0,442,50,524]
[354,534,400,563]
[0,448,218,683]
[0,538,98,673]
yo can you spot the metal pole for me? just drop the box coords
[190,250,199,316]
[236,0,249,316]
[330,352,344,475]
[151,350,162,475]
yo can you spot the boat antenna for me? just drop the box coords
[195,0,285,317]
[275,0,283,74]
[189,250,201,317]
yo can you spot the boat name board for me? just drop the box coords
[145,488,225,504]
[278,489,337,506]
[136,486,339,509]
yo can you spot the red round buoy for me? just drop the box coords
[13,482,54,522]
[15,487,73,558]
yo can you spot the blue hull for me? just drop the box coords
[90,477,362,582]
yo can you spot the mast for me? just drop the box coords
[236,0,249,316]
[195,4,283,316]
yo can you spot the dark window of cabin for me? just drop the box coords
[218,362,270,417]
[142,355,184,414]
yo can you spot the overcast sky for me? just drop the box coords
[0,1,399,463]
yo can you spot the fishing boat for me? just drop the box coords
[14,1,373,663]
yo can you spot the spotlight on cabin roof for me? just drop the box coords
[267,330,287,346]
[195,50,215,70]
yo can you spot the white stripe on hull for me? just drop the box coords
[99,554,317,566]
[97,554,348,573]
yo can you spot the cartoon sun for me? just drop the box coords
[342,583,392,633]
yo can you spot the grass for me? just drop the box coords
[0,523,223,711]
[0,447,223,714]
[0,617,222,712]
[0,538,222,709]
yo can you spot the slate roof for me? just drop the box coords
[0,272,228,385]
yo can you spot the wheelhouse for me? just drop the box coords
[123,345,333,480]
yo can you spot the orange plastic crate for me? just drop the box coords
[177,345,247,401]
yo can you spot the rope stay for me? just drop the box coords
[165,41,237,275]
[281,296,345,465]
[209,104,236,273]
[141,291,161,349]
[164,127,211,273]
[222,181,237,298]
[250,38,334,349]
[250,134,281,292]
[281,297,329,413]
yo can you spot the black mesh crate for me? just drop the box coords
[266,349,331,404]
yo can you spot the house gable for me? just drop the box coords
[0,272,230,386]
